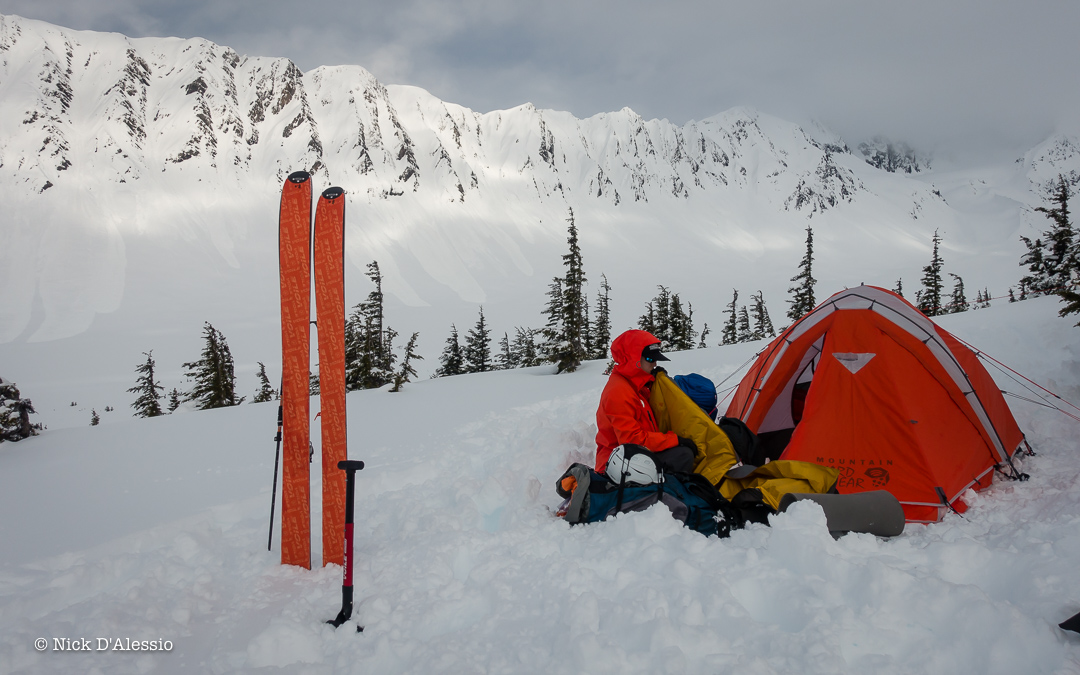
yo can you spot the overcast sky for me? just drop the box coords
[5,0,1078,165]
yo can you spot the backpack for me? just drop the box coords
[555,461,739,538]
[716,416,762,466]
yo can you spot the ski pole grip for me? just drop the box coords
[338,460,365,472]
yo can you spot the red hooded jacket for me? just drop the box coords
[594,330,679,472]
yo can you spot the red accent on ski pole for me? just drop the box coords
[328,460,364,631]
[343,523,354,586]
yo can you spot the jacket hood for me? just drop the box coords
[611,329,662,385]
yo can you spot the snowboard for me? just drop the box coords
[313,186,347,567]
[278,170,313,569]
[779,490,906,538]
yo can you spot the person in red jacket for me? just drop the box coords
[594,329,697,475]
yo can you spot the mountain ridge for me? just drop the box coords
[1,13,1078,424]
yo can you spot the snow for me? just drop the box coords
[1,296,1079,674]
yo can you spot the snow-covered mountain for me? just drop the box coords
[1,13,1079,425]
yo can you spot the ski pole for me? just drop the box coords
[327,459,365,632]
[267,399,284,551]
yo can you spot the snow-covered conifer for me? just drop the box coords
[391,332,423,392]
[182,322,244,410]
[0,377,42,442]
[128,350,164,418]
[253,362,276,403]
[917,230,945,316]
[464,307,492,373]
[787,225,817,321]
[434,324,465,378]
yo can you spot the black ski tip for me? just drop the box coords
[287,171,311,184]
[322,186,345,200]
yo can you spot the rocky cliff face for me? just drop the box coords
[0,14,872,215]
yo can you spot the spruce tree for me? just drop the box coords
[128,350,164,418]
[917,230,945,316]
[512,327,541,367]
[344,261,399,390]
[496,332,514,370]
[1059,285,1080,327]
[1019,236,1050,296]
[182,322,244,410]
[590,274,612,359]
[167,388,182,413]
[750,291,776,339]
[539,277,564,363]
[1009,287,1017,303]
[391,332,423,392]
[464,307,493,373]
[253,362,276,403]
[434,324,465,377]
[947,273,969,313]
[90,409,100,426]
[787,225,817,321]
[698,323,711,349]
[668,294,696,351]
[0,377,42,442]
[721,289,739,345]
[637,301,656,337]
[737,305,752,343]
[559,208,588,371]
[1035,175,1077,292]
[894,279,904,298]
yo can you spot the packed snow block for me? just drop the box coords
[779,490,905,538]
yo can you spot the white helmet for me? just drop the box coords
[606,444,659,486]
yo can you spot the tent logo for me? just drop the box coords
[865,467,890,487]
[833,352,875,374]
[834,463,893,489]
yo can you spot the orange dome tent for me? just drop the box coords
[726,285,1026,523]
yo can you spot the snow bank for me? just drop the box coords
[1,296,1079,674]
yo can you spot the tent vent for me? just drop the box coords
[832,352,875,374]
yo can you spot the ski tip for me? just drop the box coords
[287,171,311,184]
[322,186,345,200]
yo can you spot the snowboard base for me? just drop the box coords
[779,490,906,538]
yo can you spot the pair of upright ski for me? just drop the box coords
[277,171,348,570]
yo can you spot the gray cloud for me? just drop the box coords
[4,0,1078,163]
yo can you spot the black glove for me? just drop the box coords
[676,436,699,457]
[652,366,668,377]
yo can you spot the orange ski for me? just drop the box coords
[313,186,348,567]
[279,171,313,569]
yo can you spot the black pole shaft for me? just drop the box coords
[328,460,365,631]
[267,401,284,552]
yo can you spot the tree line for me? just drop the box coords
[44,177,1080,429]
[432,177,1080,381]
[127,261,424,420]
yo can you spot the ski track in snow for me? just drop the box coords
[0,298,1079,674]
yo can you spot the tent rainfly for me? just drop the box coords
[726,285,1026,523]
